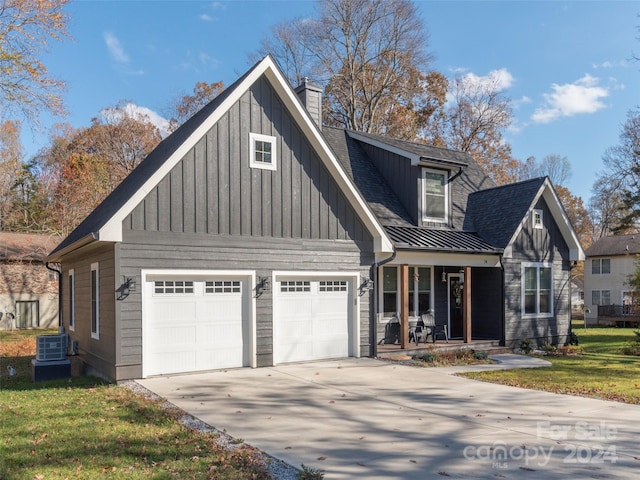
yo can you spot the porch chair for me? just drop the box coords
[421,312,449,343]
[413,317,431,345]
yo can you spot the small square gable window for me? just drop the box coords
[532,209,543,229]
[250,132,277,171]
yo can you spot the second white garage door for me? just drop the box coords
[273,275,355,364]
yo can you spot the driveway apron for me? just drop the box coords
[137,358,639,479]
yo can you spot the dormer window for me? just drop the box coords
[422,168,448,223]
[249,132,277,171]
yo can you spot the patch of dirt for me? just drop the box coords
[0,337,36,357]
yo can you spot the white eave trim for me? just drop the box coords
[95,56,393,254]
[503,179,585,261]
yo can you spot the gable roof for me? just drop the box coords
[0,232,59,262]
[465,177,584,260]
[585,234,640,257]
[48,56,394,261]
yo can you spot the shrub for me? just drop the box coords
[569,332,579,346]
[473,350,489,360]
[298,464,324,480]
[519,339,534,354]
[542,343,558,355]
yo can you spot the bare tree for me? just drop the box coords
[256,0,432,136]
[428,71,517,185]
[518,153,572,186]
[166,81,225,131]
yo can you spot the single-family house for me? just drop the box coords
[584,234,640,326]
[1,232,60,330]
[46,56,584,381]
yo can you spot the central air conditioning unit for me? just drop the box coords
[36,334,68,362]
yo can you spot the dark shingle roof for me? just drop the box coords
[385,225,501,253]
[49,58,261,257]
[323,127,413,227]
[348,130,472,166]
[464,177,546,248]
[585,234,640,257]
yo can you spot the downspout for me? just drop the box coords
[46,262,63,328]
[499,256,506,347]
[371,248,397,357]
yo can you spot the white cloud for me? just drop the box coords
[531,74,609,124]
[104,31,129,63]
[199,13,214,21]
[461,68,515,92]
[592,59,627,69]
[101,102,171,138]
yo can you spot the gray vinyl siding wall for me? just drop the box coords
[117,235,373,379]
[61,243,116,380]
[503,198,571,347]
[113,75,375,380]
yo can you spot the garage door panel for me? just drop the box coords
[274,276,353,364]
[144,276,250,377]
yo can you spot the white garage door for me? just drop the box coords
[143,275,250,377]
[274,276,354,364]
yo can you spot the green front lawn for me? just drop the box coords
[0,331,271,479]
[462,326,640,404]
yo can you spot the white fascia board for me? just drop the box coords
[347,131,421,164]
[391,250,501,268]
[503,179,585,261]
[98,56,393,254]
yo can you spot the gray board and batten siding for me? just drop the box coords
[114,76,375,380]
[503,197,572,347]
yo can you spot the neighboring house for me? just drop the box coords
[584,234,640,326]
[46,56,584,381]
[0,232,60,330]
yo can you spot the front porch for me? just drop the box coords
[376,338,510,359]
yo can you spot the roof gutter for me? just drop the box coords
[46,233,98,263]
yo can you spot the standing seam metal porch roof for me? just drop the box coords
[385,225,502,254]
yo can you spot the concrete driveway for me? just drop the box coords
[137,357,639,479]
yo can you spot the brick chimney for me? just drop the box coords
[295,78,323,130]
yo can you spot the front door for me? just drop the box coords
[15,301,39,328]
[448,275,463,338]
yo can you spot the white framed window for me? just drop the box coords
[532,209,543,229]
[591,258,610,275]
[382,266,398,316]
[319,280,348,292]
[280,280,310,292]
[422,168,448,223]
[591,290,611,305]
[522,262,553,316]
[68,269,75,331]
[409,267,431,315]
[90,263,99,339]
[249,132,277,171]
[205,280,241,294]
[153,280,195,295]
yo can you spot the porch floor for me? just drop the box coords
[375,339,510,359]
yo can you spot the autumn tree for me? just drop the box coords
[256,0,434,138]
[167,81,224,131]
[0,0,70,122]
[427,71,518,185]
[24,105,162,236]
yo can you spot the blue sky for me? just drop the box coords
[25,0,639,203]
